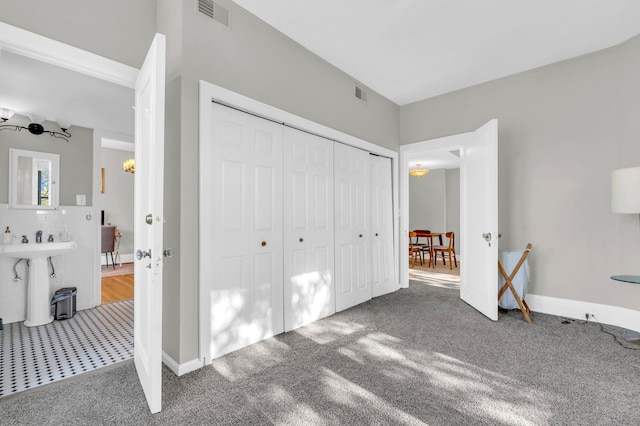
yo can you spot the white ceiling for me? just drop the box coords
[0,50,134,139]
[233,0,640,106]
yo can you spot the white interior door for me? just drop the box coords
[334,143,371,312]
[134,33,165,414]
[201,103,284,360]
[370,155,396,297]
[460,119,499,320]
[283,127,334,331]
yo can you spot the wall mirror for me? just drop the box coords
[9,148,59,209]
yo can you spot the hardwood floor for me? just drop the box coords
[101,274,134,303]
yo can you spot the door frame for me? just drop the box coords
[198,81,400,364]
[399,132,470,289]
[0,22,139,305]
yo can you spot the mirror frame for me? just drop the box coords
[8,148,60,210]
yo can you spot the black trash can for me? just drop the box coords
[51,287,77,320]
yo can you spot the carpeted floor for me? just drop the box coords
[1,280,639,425]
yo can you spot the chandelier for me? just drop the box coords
[409,163,430,177]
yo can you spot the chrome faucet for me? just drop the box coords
[36,230,43,244]
[22,235,28,243]
[48,234,55,242]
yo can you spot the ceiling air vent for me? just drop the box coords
[198,0,230,28]
[355,84,367,102]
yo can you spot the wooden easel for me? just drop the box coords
[498,243,533,323]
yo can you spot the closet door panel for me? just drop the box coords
[334,143,371,312]
[284,127,334,331]
[371,155,396,297]
[205,103,283,360]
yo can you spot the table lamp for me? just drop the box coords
[610,166,640,284]
[611,167,640,214]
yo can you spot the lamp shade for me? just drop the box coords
[611,167,640,213]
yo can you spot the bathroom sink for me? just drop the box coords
[0,241,77,327]
[0,241,77,259]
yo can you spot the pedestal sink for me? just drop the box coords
[0,241,77,326]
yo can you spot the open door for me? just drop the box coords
[459,119,498,320]
[134,33,166,414]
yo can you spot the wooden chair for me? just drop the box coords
[432,231,457,269]
[414,229,433,267]
[408,231,424,268]
[101,226,116,269]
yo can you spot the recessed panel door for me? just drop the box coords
[283,127,334,331]
[334,143,371,312]
[460,119,499,320]
[370,155,396,297]
[201,103,284,360]
[134,33,165,414]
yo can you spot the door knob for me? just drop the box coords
[261,241,267,247]
[163,248,174,258]
[136,249,151,260]
[482,233,492,247]
[359,234,363,238]
[299,237,304,242]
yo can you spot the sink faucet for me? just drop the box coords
[48,234,54,242]
[36,230,43,244]
[22,235,28,243]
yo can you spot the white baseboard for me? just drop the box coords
[527,293,640,333]
[100,253,134,266]
[162,351,204,376]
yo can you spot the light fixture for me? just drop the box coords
[0,109,71,142]
[409,163,430,177]
[0,108,15,121]
[123,158,135,173]
[612,167,640,214]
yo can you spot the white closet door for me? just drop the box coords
[334,143,371,312]
[283,127,334,331]
[203,103,284,360]
[370,155,396,297]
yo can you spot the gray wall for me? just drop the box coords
[409,168,461,255]
[0,115,93,205]
[400,35,640,311]
[0,0,156,68]
[100,147,134,255]
[409,170,446,232]
[157,0,401,363]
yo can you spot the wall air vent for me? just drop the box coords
[355,84,367,102]
[198,0,230,28]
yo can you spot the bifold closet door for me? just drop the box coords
[370,155,396,297]
[201,103,284,360]
[334,143,371,312]
[283,127,334,331]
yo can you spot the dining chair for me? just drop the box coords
[408,231,423,268]
[432,231,457,269]
[101,226,116,269]
[414,229,433,267]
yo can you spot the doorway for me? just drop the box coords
[399,120,499,321]
[0,23,140,397]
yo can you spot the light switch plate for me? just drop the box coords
[76,194,86,206]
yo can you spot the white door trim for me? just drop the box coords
[399,133,469,288]
[0,22,138,88]
[199,80,400,362]
[0,22,140,310]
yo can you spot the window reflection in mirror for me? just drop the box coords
[9,148,59,209]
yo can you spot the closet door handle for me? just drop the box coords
[261,241,267,247]
[359,234,363,238]
[299,237,304,242]
[375,233,379,236]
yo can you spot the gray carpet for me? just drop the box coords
[1,281,639,425]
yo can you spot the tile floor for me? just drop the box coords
[0,299,133,398]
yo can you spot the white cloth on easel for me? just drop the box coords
[498,249,529,310]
